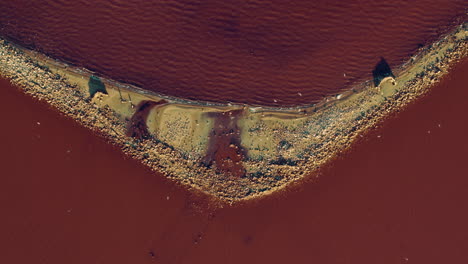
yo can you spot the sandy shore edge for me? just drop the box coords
[0,23,466,204]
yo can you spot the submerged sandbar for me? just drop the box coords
[0,23,466,203]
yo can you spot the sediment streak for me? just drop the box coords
[0,23,466,203]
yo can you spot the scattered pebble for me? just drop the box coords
[1,27,465,204]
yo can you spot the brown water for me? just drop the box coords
[0,0,466,106]
[1,57,468,263]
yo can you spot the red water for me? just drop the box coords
[1,57,468,263]
[0,0,466,106]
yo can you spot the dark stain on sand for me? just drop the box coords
[202,109,247,178]
[126,100,166,140]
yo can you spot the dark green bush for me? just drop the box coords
[88,75,107,98]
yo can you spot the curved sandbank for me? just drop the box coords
[0,23,466,203]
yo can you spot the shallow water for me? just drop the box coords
[1,57,468,263]
[0,0,466,106]
[1,0,468,262]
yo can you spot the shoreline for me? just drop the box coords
[0,23,466,203]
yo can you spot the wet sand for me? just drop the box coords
[0,23,466,202]
[1,56,468,264]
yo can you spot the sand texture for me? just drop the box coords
[0,23,466,203]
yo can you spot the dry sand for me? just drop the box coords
[0,23,466,203]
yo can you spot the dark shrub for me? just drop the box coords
[88,75,107,98]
